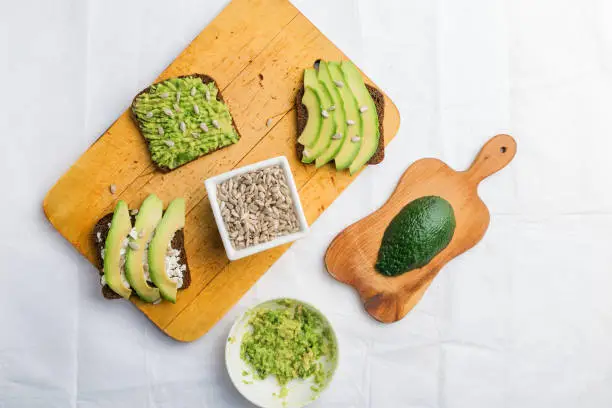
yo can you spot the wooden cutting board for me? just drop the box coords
[43,0,400,342]
[325,134,516,323]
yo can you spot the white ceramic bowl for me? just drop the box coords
[204,156,309,261]
[225,299,339,408]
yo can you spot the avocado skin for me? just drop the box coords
[376,196,456,277]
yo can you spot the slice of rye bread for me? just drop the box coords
[295,83,385,165]
[93,213,192,300]
[130,74,241,173]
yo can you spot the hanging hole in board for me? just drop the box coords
[313,59,321,70]
[500,146,507,153]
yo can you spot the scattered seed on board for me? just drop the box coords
[164,140,175,147]
[333,80,344,88]
[200,123,209,132]
[359,106,368,113]
[109,184,117,194]
[179,121,186,132]
[160,92,169,99]
[328,105,336,111]
[128,241,140,250]
[146,111,153,118]
[321,109,329,118]
[212,120,220,129]
[346,119,355,126]
[193,104,200,114]
[266,118,273,127]
[163,108,173,117]
[351,136,361,143]
[332,133,342,140]
[158,127,164,135]
[130,208,139,216]
[190,87,196,97]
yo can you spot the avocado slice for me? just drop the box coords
[148,198,185,303]
[103,201,132,299]
[297,87,322,149]
[300,69,336,163]
[125,194,163,303]
[376,196,456,277]
[341,61,380,175]
[327,62,362,170]
[315,61,347,168]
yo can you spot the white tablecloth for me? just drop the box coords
[2,0,612,406]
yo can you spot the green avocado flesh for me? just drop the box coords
[132,76,239,170]
[342,61,380,175]
[148,198,185,303]
[376,196,456,277]
[315,61,347,168]
[301,69,336,163]
[240,300,336,395]
[327,62,362,170]
[297,87,322,148]
[125,194,163,303]
[103,201,132,299]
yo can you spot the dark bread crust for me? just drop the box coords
[92,212,191,300]
[130,74,241,173]
[295,83,385,166]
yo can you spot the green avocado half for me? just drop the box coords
[148,198,185,303]
[125,194,163,303]
[103,201,133,299]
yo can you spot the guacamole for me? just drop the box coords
[132,76,239,170]
[240,300,336,391]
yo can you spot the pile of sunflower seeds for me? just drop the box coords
[216,166,300,249]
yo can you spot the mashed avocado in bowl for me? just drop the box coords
[225,299,338,408]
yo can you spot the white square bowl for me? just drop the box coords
[204,156,309,261]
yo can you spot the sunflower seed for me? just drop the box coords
[158,126,164,135]
[193,104,200,114]
[138,229,145,238]
[160,92,169,99]
[332,133,342,140]
[359,106,368,113]
[266,118,273,127]
[146,111,153,118]
[190,87,197,96]
[205,90,211,101]
[173,103,181,112]
[128,241,140,250]
[351,136,361,143]
[200,123,209,132]
[321,109,329,118]
[346,119,355,126]
[176,91,181,103]
[164,140,175,147]
[212,120,220,129]
[303,149,310,158]
[109,184,117,194]
[130,208,139,216]
[179,121,186,132]
[328,105,336,111]
[163,108,173,117]
[333,80,344,87]
[191,132,199,138]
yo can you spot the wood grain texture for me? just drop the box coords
[325,135,516,323]
[42,0,401,342]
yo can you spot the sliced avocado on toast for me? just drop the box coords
[315,61,347,168]
[297,86,322,148]
[148,198,186,303]
[103,201,133,299]
[341,61,380,175]
[300,69,336,163]
[124,194,163,303]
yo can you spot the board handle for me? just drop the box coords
[465,134,516,184]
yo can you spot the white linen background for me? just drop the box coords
[2,0,612,406]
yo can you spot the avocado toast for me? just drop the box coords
[131,74,241,172]
[296,61,385,174]
[93,197,191,302]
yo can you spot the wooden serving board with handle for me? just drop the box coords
[325,134,516,323]
[42,0,400,341]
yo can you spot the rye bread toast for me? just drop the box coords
[130,74,241,173]
[295,83,385,166]
[93,213,191,300]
